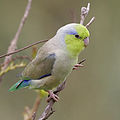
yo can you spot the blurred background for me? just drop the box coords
[0,0,120,120]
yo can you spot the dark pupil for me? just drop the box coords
[75,34,80,38]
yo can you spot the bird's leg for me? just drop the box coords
[47,90,59,102]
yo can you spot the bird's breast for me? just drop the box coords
[52,50,78,82]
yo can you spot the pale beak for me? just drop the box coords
[84,37,89,47]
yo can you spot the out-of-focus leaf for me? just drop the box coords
[32,46,37,59]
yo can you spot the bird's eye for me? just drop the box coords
[75,34,81,39]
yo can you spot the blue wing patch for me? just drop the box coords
[38,73,51,79]
[37,53,55,80]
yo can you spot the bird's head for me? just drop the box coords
[57,23,90,57]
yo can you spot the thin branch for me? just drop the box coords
[0,39,48,59]
[86,17,95,28]
[32,112,36,120]
[78,58,86,64]
[38,81,66,120]
[0,0,32,81]
[42,109,55,120]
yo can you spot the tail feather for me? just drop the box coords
[9,80,31,92]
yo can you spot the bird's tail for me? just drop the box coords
[8,80,31,92]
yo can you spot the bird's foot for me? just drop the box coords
[47,90,59,102]
[73,63,84,70]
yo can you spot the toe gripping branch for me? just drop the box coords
[73,58,86,70]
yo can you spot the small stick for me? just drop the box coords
[78,58,86,64]
[32,112,36,120]
[0,39,48,59]
[86,17,95,28]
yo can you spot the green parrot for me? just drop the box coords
[9,23,90,101]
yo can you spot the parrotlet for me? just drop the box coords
[9,23,90,101]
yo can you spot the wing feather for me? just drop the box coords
[22,53,56,79]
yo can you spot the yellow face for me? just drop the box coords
[65,24,90,57]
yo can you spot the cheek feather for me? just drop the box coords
[65,35,85,56]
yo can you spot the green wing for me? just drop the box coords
[22,53,56,79]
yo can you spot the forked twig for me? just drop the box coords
[80,3,90,25]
